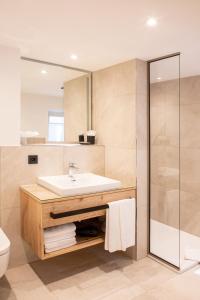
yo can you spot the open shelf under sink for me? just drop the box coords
[43,234,105,259]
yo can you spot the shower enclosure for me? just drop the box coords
[149,53,200,271]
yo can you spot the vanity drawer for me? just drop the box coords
[42,195,103,228]
[42,189,135,228]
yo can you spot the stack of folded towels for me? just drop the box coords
[44,223,76,253]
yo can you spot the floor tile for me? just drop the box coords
[4,255,199,300]
[0,276,17,300]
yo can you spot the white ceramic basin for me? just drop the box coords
[37,173,121,197]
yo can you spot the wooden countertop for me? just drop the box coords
[20,184,136,204]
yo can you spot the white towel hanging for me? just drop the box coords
[105,198,136,252]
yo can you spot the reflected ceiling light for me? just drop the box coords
[41,70,47,74]
[70,54,78,60]
[157,77,162,80]
[146,17,157,27]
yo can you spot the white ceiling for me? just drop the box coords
[0,0,200,76]
[21,59,85,96]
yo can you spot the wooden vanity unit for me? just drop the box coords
[20,184,136,260]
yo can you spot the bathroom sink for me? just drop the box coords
[37,173,121,197]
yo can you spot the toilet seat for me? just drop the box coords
[0,228,10,255]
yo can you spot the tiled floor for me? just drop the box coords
[1,246,200,300]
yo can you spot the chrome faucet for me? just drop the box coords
[68,162,78,181]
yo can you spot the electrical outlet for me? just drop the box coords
[28,155,38,164]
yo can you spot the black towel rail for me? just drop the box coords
[50,204,109,219]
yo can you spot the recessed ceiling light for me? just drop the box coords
[70,54,78,60]
[146,17,157,27]
[41,70,47,74]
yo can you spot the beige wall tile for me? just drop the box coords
[136,59,148,95]
[135,204,148,259]
[0,146,64,209]
[93,60,137,149]
[165,104,179,147]
[0,144,105,267]
[181,75,200,104]
[93,59,148,261]
[93,66,116,101]
[93,60,136,99]
[105,147,136,187]
[180,147,200,236]
[63,145,105,176]
[136,64,148,260]
[181,148,200,194]
[180,190,200,236]
[93,59,137,187]
[94,94,136,147]
[180,103,200,148]
[1,207,37,267]
[64,75,88,142]
[151,184,179,229]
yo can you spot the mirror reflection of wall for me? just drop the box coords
[20,59,90,144]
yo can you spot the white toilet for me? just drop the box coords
[0,228,10,278]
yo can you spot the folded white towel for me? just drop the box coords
[20,130,39,138]
[44,231,76,243]
[45,239,77,253]
[105,198,135,253]
[44,223,76,239]
[45,237,76,250]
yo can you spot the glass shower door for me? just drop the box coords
[149,54,180,268]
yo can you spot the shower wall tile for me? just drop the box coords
[150,79,180,232]
[180,148,200,194]
[151,75,200,238]
[180,103,200,148]
[180,76,200,104]
[150,83,165,107]
[151,184,179,229]
[180,190,200,236]
[150,145,166,184]
[150,108,166,146]
[165,104,179,147]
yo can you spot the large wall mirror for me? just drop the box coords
[20,58,91,144]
